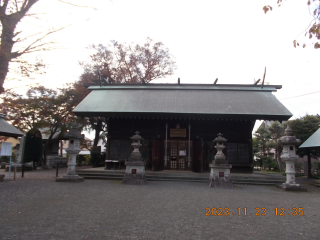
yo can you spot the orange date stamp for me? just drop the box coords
[205,207,304,216]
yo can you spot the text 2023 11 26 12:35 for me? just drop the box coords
[205,208,304,216]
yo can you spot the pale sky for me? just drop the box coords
[4,0,320,136]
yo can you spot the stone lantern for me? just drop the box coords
[209,133,233,188]
[56,123,84,182]
[277,126,306,191]
[122,131,147,185]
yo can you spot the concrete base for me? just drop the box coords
[122,161,147,185]
[276,183,307,192]
[209,163,233,188]
[56,174,84,182]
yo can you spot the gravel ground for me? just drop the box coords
[1,168,320,240]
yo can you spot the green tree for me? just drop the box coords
[0,85,85,167]
[65,80,105,147]
[253,122,286,171]
[253,124,272,157]
[263,0,320,49]
[268,121,285,171]
[252,137,262,169]
[288,115,320,178]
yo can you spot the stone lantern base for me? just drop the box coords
[56,174,84,182]
[209,163,233,188]
[56,152,84,182]
[122,160,147,185]
[277,183,307,192]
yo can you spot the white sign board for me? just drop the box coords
[0,142,13,156]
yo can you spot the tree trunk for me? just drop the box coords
[307,151,312,179]
[43,141,49,168]
[276,146,283,172]
[60,140,63,157]
[0,21,16,93]
[0,0,39,93]
[93,119,102,146]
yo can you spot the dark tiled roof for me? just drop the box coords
[73,84,292,121]
[0,114,24,137]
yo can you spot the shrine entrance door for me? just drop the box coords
[166,140,192,170]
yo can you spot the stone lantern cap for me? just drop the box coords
[130,131,143,141]
[213,133,227,143]
[63,123,84,140]
[277,126,300,146]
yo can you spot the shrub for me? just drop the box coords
[89,152,105,167]
[76,155,90,166]
[295,160,303,173]
[260,156,279,171]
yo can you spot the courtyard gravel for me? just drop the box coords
[1,168,320,240]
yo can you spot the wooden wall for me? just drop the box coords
[107,117,254,173]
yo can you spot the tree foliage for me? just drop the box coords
[65,80,104,147]
[253,121,287,171]
[79,38,176,84]
[288,115,320,178]
[253,124,272,156]
[253,116,320,175]
[77,38,176,147]
[263,0,320,49]
[268,121,285,171]
[288,115,320,158]
[0,86,79,132]
[0,85,86,166]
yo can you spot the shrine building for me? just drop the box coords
[73,83,292,173]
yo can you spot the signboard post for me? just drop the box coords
[0,142,13,180]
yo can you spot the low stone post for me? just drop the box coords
[277,126,306,191]
[122,131,147,185]
[209,133,233,188]
[56,123,84,182]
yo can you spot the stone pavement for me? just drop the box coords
[1,167,320,240]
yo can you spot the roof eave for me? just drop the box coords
[73,111,292,121]
[0,131,24,138]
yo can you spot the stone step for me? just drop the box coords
[76,171,284,185]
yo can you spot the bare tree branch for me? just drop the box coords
[14,30,49,43]
[21,0,28,10]
[14,0,18,12]
[58,0,98,10]
[12,25,70,59]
